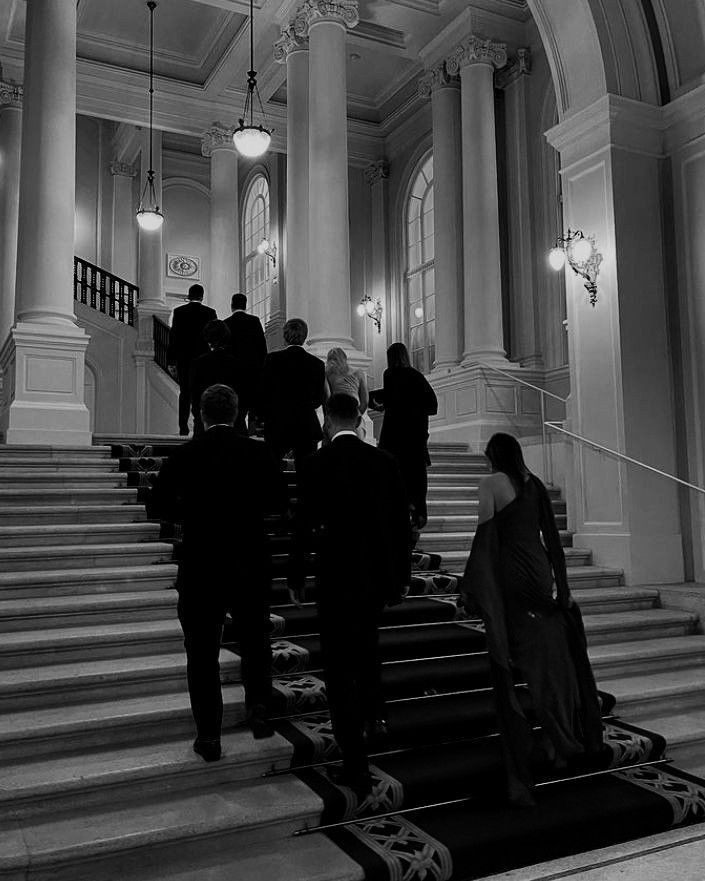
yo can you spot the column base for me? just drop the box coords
[461,350,510,367]
[0,321,91,446]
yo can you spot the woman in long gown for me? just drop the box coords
[462,433,603,804]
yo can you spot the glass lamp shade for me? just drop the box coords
[548,247,566,271]
[258,238,270,255]
[233,125,271,158]
[414,306,424,319]
[136,208,164,232]
[356,303,366,317]
[570,237,593,264]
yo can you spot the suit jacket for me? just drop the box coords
[151,426,287,594]
[295,435,411,607]
[378,366,438,462]
[167,301,218,367]
[260,346,326,446]
[224,311,267,374]
[189,348,243,411]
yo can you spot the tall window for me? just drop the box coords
[243,175,271,325]
[405,154,435,373]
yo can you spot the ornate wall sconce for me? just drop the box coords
[257,238,277,268]
[549,229,603,307]
[357,294,383,333]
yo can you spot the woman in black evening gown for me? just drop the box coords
[462,433,603,803]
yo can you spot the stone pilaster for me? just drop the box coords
[0,72,23,347]
[110,159,138,283]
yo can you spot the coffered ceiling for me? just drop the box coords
[0,0,532,160]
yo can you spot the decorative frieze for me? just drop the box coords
[110,160,138,178]
[274,23,308,63]
[293,0,359,36]
[418,62,459,98]
[364,159,390,186]
[201,122,236,158]
[446,35,507,75]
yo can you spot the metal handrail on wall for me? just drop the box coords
[477,362,568,485]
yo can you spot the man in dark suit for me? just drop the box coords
[224,293,267,432]
[167,283,217,436]
[291,393,412,794]
[260,317,325,472]
[189,320,244,436]
[152,385,287,761]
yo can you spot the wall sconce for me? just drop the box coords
[357,294,383,333]
[257,238,277,268]
[549,229,603,307]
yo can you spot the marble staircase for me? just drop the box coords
[0,441,704,880]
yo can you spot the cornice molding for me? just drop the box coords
[446,35,508,76]
[201,120,237,156]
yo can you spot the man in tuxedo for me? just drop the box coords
[152,384,287,760]
[260,318,325,472]
[167,284,217,436]
[189,320,244,436]
[291,393,412,794]
[224,293,267,432]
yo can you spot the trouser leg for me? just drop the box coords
[229,580,273,712]
[177,365,192,434]
[177,597,225,741]
[358,610,385,724]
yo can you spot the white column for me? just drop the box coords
[0,75,22,347]
[0,0,91,445]
[137,128,165,313]
[110,160,138,282]
[447,36,508,365]
[419,63,463,371]
[202,122,238,319]
[297,0,359,356]
[275,24,309,325]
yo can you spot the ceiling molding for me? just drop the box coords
[186,0,265,11]
[386,0,440,14]
[350,21,408,55]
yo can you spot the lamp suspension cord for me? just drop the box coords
[148,1,156,175]
[249,0,254,125]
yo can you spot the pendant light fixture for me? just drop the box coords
[136,1,164,231]
[233,0,272,158]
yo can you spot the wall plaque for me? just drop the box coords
[166,254,201,280]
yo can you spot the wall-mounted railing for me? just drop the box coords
[73,257,138,327]
[153,315,173,379]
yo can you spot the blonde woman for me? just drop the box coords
[324,348,368,439]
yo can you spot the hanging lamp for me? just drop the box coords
[136,1,164,231]
[233,0,272,158]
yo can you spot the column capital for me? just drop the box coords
[418,62,459,99]
[446,35,507,76]
[0,76,22,109]
[497,47,532,89]
[110,159,138,178]
[364,160,389,187]
[201,121,237,157]
[294,0,359,36]
[274,22,308,63]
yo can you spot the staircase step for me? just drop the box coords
[584,608,697,647]
[0,521,161,548]
[635,709,705,772]
[419,530,572,552]
[0,648,234,711]
[0,589,177,633]
[0,471,127,488]
[0,564,177,600]
[589,635,705,679]
[0,457,119,472]
[571,587,658,614]
[0,504,148,526]
[603,667,705,718]
[424,514,568,533]
[438,547,592,569]
[0,684,247,761]
[0,777,320,880]
[0,729,292,821]
[0,619,184,671]
[0,541,173,572]
[0,445,112,460]
[0,487,139,505]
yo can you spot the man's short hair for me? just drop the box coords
[188,284,205,301]
[200,384,239,425]
[326,392,360,424]
[203,319,231,350]
[231,293,247,311]
[283,318,308,346]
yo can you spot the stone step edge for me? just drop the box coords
[0,563,178,587]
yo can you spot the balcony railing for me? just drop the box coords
[153,314,172,378]
[73,256,138,327]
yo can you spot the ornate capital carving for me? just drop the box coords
[418,63,458,99]
[364,160,389,186]
[274,23,308,63]
[294,0,359,37]
[201,121,236,157]
[446,36,508,76]
[0,76,22,109]
[497,47,532,88]
[110,160,138,178]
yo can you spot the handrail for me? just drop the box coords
[153,314,174,380]
[477,362,568,404]
[73,256,138,327]
[546,421,705,495]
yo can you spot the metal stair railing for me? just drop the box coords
[73,256,138,326]
[152,314,174,380]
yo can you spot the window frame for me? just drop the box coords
[404,152,436,374]
[242,173,271,326]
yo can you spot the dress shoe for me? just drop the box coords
[193,738,221,762]
[247,705,275,740]
[327,766,374,797]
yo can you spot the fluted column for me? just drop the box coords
[137,128,165,313]
[419,63,463,371]
[296,0,359,355]
[110,160,138,283]
[275,23,309,325]
[0,0,91,444]
[202,122,238,319]
[0,73,22,346]
[447,36,508,364]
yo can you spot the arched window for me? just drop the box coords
[405,154,435,373]
[243,175,271,325]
